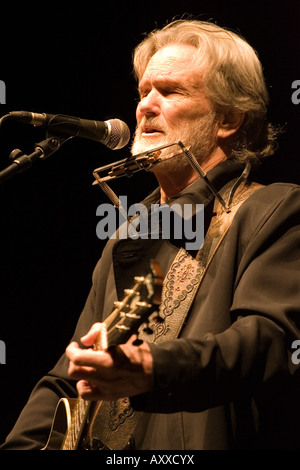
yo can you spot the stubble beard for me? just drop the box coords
[130,112,219,174]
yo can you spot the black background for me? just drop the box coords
[0,0,299,446]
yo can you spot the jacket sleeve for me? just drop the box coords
[133,314,289,413]
[131,184,300,413]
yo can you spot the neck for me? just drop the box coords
[154,150,227,203]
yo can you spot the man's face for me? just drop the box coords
[131,44,219,171]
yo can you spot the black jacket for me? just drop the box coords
[2,160,300,449]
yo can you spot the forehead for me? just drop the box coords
[139,44,202,88]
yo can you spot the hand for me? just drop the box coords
[65,323,153,401]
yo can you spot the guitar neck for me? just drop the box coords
[60,266,162,450]
[61,325,108,450]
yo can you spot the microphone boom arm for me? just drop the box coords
[0,134,72,184]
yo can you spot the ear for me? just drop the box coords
[217,110,245,139]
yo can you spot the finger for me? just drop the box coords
[65,345,96,381]
[66,341,97,365]
[80,322,103,347]
[66,342,114,370]
[65,341,85,362]
[76,379,123,401]
[65,341,80,361]
[76,380,101,401]
[68,363,96,380]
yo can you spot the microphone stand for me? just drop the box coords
[0,134,72,184]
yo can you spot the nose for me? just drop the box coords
[137,90,161,118]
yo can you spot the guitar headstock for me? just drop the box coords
[95,260,163,350]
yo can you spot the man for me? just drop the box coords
[2,19,300,450]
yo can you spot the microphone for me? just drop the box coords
[8,111,130,150]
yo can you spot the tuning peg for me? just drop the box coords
[136,301,152,309]
[124,289,135,295]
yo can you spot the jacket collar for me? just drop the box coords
[140,159,246,210]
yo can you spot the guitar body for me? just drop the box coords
[43,396,141,450]
[85,398,141,450]
[42,398,77,450]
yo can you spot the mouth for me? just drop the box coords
[141,126,164,137]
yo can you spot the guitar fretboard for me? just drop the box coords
[59,274,160,450]
[62,323,108,450]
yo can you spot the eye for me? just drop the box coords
[138,87,150,100]
[157,83,183,97]
[160,88,175,97]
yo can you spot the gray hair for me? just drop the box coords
[133,19,277,164]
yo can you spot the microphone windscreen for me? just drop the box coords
[106,119,130,150]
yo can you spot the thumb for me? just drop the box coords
[80,322,107,348]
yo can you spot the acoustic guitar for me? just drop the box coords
[43,260,163,450]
